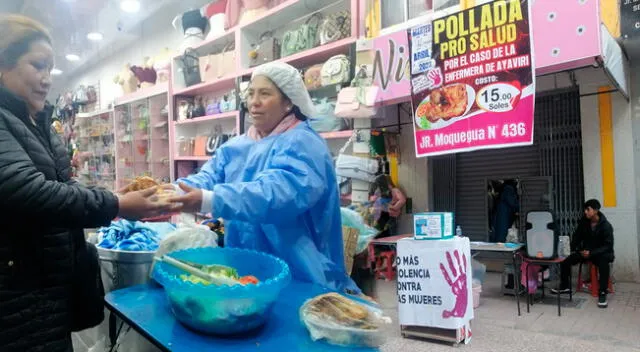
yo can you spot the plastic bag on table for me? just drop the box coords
[150,221,218,279]
[300,293,391,348]
[340,207,377,254]
[506,224,519,243]
[471,258,487,284]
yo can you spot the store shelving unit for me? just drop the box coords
[114,83,172,189]
[169,0,360,180]
[75,109,116,190]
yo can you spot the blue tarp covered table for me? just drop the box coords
[104,282,378,352]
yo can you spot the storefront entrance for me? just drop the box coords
[429,88,585,242]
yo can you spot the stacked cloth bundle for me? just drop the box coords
[97,219,176,251]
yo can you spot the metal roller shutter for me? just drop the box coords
[454,145,541,241]
[537,88,584,237]
[431,87,583,242]
[429,154,456,213]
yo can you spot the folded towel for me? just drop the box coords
[97,219,176,251]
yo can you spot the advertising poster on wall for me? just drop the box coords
[621,0,640,39]
[409,0,535,157]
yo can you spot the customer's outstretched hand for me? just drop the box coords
[117,188,174,220]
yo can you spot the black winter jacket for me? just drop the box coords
[0,86,119,352]
[570,212,615,262]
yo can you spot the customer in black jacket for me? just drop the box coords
[0,15,172,352]
[551,199,614,308]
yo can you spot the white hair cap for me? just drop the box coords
[251,62,316,118]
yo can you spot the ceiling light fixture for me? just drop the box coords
[87,32,104,41]
[120,0,141,13]
[51,68,63,75]
[65,54,80,61]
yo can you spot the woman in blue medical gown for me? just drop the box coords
[169,62,359,293]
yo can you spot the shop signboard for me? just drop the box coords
[396,236,473,329]
[409,0,535,157]
[356,30,412,104]
[621,0,640,39]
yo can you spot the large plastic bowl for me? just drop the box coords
[152,247,291,335]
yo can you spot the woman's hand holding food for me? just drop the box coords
[168,183,204,213]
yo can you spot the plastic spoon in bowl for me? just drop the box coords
[154,255,239,287]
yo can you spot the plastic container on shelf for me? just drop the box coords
[152,247,291,335]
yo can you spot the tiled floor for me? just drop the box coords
[378,273,640,352]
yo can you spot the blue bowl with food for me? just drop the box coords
[152,247,291,335]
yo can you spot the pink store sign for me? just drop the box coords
[356,30,412,104]
[532,0,601,75]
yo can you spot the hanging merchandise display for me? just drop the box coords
[281,12,323,57]
[248,31,281,68]
[335,133,378,183]
[321,54,351,86]
[409,0,536,157]
[335,66,380,119]
[319,11,351,45]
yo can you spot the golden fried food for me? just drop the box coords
[419,84,468,122]
[123,176,159,193]
[306,293,376,329]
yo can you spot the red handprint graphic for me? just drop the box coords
[427,67,443,89]
[439,250,468,319]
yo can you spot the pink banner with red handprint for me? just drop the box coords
[409,0,535,158]
[396,237,473,329]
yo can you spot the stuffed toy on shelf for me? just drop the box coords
[113,64,139,95]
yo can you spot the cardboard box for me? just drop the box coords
[414,212,454,240]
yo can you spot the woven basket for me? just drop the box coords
[342,226,359,275]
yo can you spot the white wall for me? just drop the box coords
[61,24,183,109]
[537,68,640,282]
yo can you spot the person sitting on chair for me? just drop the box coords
[552,199,614,308]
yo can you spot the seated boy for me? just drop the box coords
[551,199,614,308]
